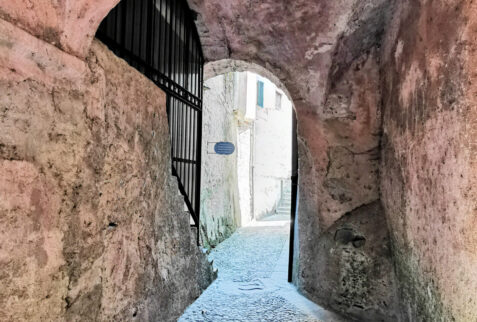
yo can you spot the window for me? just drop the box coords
[257,80,264,108]
[275,91,282,110]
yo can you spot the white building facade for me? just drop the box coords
[199,70,292,246]
[235,72,293,223]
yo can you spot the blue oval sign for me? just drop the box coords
[214,142,235,155]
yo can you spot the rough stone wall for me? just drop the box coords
[380,1,477,321]
[296,50,400,321]
[200,73,240,248]
[301,201,400,321]
[0,19,214,321]
[0,0,119,57]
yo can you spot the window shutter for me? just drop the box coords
[257,80,264,108]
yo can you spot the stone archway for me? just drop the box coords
[200,43,396,322]
[194,4,395,316]
[204,59,292,99]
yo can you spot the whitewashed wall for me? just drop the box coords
[201,71,292,232]
[237,127,252,226]
[200,73,241,247]
[253,73,292,219]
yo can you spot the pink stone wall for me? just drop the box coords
[294,50,401,320]
[0,0,119,57]
[0,19,213,321]
[380,0,477,320]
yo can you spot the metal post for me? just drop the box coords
[288,109,298,283]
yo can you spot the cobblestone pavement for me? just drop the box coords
[179,221,346,322]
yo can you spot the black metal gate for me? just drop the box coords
[96,0,204,238]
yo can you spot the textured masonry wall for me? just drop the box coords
[295,50,400,321]
[200,73,240,248]
[380,1,477,321]
[0,19,214,321]
[299,202,400,321]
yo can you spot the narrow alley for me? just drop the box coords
[2,0,477,321]
[180,218,344,322]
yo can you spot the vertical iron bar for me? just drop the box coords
[130,0,135,66]
[200,57,204,100]
[178,1,184,88]
[170,0,176,83]
[288,109,298,283]
[174,98,178,166]
[171,97,175,166]
[145,0,153,77]
[170,97,174,163]
[190,109,196,210]
[162,0,167,80]
[184,15,190,92]
[181,102,186,193]
[197,49,203,230]
[158,0,163,73]
[183,103,188,197]
[195,43,200,98]
[195,102,202,243]
[184,104,189,200]
[173,0,179,84]
[121,1,127,59]
[138,0,143,64]
[188,104,193,200]
[168,0,174,82]
[187,104,192,200]
[189,32,193,94]
[178,100,183,182]
[195,42,199,97]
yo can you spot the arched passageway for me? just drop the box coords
[0,0,476,321]
[178,65,335,320]
[201,61,299,284]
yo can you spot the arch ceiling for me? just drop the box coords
[0,0,392,228]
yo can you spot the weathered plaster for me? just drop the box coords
[0,0,120,57]
[380,0,477,320]
[0,21,214,320]
[299,202,400,321]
